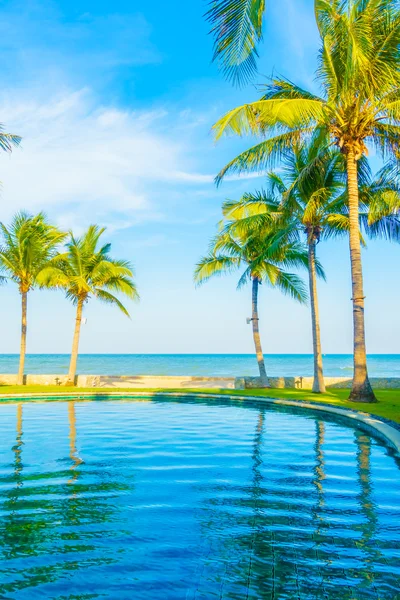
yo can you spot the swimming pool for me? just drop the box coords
[0,397,399,599]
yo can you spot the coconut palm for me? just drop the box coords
[0,212,66,385]
[225,150,400,392]
[212,0,400,402]
[222,144,347,392]
[195,221,310,385]
[39,225,139,384]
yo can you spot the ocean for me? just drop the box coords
[0,354,399,377]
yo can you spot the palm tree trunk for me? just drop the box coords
[251,277,268,386]
[346,149,376,402]
[308,240,325,393]
[68,299,84,385]
[17,292,27,385]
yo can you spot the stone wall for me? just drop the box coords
[86,375,236,389]
[0,374,18,385]
[0,374,236,389]
[1,373,400,390]
[235,376,400,390]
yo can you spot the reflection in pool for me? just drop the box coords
[0,397,399,599]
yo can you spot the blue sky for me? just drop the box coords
[0,0,398,355]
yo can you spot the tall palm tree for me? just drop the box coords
[0,212,65,385]
[222,144,347,392]
[39,225,139,385]
[212,0,400,402]
[225,152,400,393]
[195,221,310,385]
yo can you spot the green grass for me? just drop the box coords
[0,384,399,424]
[0,385,136,396]
[209,388,400,423]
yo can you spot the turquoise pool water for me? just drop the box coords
[0,397,399,599]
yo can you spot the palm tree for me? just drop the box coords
[212,0,400,402]
[225,151,400,393]
[0,212,65,385]
[195,220,309,385]
[39,225,139,385]
[222,144,348,392]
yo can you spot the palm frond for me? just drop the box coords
[206,0,265,85]
[0,212,65,290]
[215,130,309,185]
[237,265,252,289]
[275,271,308,304]
[101,275,139,300]
[194,254,241,285]
[95,289,131,318]
[45,225,140,313]
[213,99,325,141]
[260,79,324,102]
[362,213,400,241]
[0,124,22,153]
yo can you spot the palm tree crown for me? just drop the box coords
[221,143,349,243]
[213,1,400,172]
[40,225,139,313]
[195,224,310,301]
[0,212,65,293]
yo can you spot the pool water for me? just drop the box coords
[0,398,399,599]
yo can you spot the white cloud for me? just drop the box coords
[0,88,212,232]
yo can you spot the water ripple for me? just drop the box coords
[0,398,399,599]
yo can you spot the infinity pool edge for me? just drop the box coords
[1,390,399,455]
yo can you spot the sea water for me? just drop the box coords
[0,353,399,377]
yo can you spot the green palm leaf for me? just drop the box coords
[206,0,265,85]
[42,225,139,308]
[194,254,241,285]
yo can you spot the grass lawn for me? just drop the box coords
[0,385,399,424]
[215,387,400,424]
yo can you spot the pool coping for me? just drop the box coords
[1,390,400,454]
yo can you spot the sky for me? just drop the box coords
[0,0,398,355]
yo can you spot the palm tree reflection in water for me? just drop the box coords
[67,401,84,485]
[2,404,25,561]
[1,403,399,599]
[8,404,24,516]
[192,410,399,599]
[355,431,381,587]
[0,401,130,597]
[14,403,23,485]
